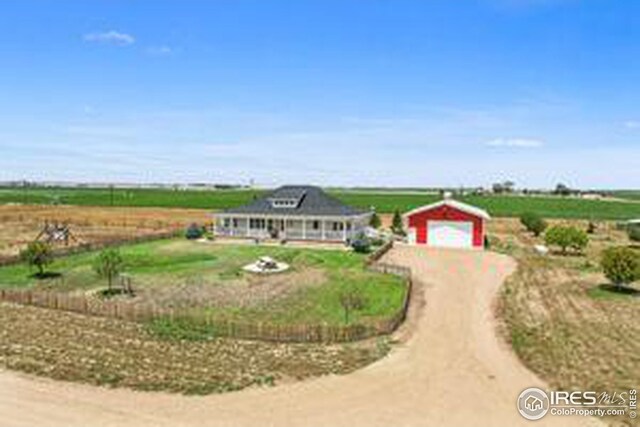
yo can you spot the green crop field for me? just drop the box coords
[611,190,640,201]
[1,186,639,220]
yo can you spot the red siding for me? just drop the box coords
[407,204,484,247]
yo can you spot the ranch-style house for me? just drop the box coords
[214,185,371,242]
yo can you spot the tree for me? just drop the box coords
[519,212,547,237]
[20,241,53,277]
[601,247,640,291]
[544,225,588,255]
[391,208,404,235]
[93,248,124,291]
[339,287,366,324]
[554,183,572,196]
[369,212,381,229]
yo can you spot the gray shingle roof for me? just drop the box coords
[222,185,368,217]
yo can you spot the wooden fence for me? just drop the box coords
[366,239,394,265]
[0,237,414,343]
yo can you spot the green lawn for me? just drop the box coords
[2,186,639,219]
[0,239,407,327]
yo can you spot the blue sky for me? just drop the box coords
[1,0,639,188]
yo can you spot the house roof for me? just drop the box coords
[220,185,369,217]
[402,198,491,220]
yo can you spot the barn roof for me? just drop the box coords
[220,185,368,217]
[403,199,491,220]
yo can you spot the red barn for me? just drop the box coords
[403,199,490,249]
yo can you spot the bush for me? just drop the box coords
[185,223,205,240]
[601,247,640,290]
[519,212,547,236]
[544,225,589,255]
[20,241,53,277]
[628,225,640,242]
[351,234,371,254]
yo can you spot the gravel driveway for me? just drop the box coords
[0,245,601,427]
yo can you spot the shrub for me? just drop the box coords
[544,225,588,255]
[20,241,53,277]
[339,286,367,324]
[628,225,640,242]
[369,212,381,229]
[519,212,547,237]
[93,248,124,290]
[185,223,205,240]
[351,234,371,254]
[601,247,640,290]
[391,209,405,236]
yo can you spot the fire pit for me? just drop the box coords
[242,256,290,274]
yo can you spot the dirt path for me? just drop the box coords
[0,246,601,427]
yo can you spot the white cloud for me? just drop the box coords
[624,120,640,129]
[83,31,135,46]
[485,137,544,148]
[146,46,173,56]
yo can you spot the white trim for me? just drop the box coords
[402,199,490,220]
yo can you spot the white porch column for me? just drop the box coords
[302,219,306,239]
[321,219,326,240]
[246,217,250,237]
[343,220,347,241]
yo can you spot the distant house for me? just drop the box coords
[214,185,371,242]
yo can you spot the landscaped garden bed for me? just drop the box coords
[0,239,408,332]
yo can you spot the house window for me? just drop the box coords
[346,222,352,231]
[312,220,320,230]
[332,222,344,231]
[250,218,266,229]
[223,218,230,228]
[232,218,238,228]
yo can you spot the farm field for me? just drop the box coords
[612,190,640,201]
[493,218,639,427]
[0,239,407,327]
[1,186,639,219]
[0,204,209,261]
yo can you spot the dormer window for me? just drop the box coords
[270,198,299,208]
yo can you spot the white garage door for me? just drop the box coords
[427,221,473,248]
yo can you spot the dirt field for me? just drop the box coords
[0,302,389,395]
[0,246,601,427]
[0,205,209,260]
[493,218,639,427]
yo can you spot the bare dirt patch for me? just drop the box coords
[0,302,390,394]
[128,268,327,310]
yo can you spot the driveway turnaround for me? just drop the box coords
[0,246,601,427]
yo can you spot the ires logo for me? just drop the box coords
[550,391,597,406]
[518,388,635,420]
